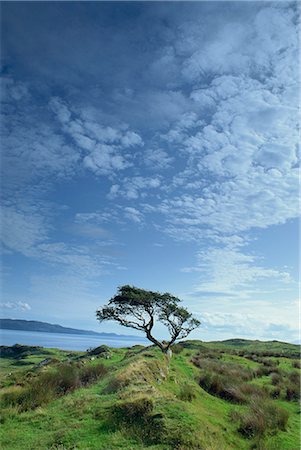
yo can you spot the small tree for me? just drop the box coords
[96,285,200,354]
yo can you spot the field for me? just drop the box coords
[0,340,300,449]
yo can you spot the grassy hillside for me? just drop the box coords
[0,340,300,449]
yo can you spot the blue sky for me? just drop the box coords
[1,2,299,343]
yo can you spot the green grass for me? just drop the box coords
[0,340,299,449]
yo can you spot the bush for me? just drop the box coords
[178,384,197,402]
[79,363,107,385]
[111,396,154,424]
[254,365,281,377]
[270,372,282,385]
[292,360,301,369]
[171,344,184,354]
[288,371,299,384]
[198,369,266,404]
[1,362,108,411]
[193,358,253,382]
[270,386,281,399]
[285,384,300,401]
[110,396,165,444]
[232,398,289,438]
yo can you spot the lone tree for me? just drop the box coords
[96,285,200,354]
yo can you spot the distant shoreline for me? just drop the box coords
[0,318,144,340]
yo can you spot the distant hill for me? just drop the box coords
[0,318,142,339]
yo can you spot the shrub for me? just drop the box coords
[292,360,301,369]
[79,363,107,385]
[110,396,165,444]
[198,368,266,404]
[285,384,300,401]
[178,384,197,402]
[193,358,253,382]
[270,372,282,386]
[171,344,184,354]
[288,371,299,384]
[1,362,108,411]
[254,365,281,377]
[270,386,281,399]
[111,396,154,424]
[233,398,289,438]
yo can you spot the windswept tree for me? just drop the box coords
[96,285,200,354]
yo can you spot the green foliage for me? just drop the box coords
[96,285,200,353]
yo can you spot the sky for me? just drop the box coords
[0,1,299,343]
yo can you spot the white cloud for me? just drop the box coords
[199,311,299,342]
[83,144,131,175]
[187,246,292,295]
[108,176,161,200]
[1,301,31,311]
[49,96,143,176]
[1,205,48,256]
[124,207,144,224]
[144,148,174,170]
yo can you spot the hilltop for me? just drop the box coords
[0,339,299,449]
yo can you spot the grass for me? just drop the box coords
[0,339,300,449]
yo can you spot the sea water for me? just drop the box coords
[0,328,147,351]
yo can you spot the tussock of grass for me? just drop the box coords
[198,372,266,404]
[231,398,289,438]
[104,357,167,394]
[177,383,197,402]
[1,362,108,411]
[292,360,301,369]
[192,357,254,381]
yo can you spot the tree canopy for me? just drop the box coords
[96,285,200,353]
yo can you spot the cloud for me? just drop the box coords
[124,207,144,224]
[144,148,174,170]
[69,223,110,240]
[1,205,49,256]
[49,96,143,176]
[108,176,161,200]
[187,246,292,295]
[199,311,299,343]
[1,301,31,311]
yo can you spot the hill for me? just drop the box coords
[0,339,300,449]
[0,318,141,339]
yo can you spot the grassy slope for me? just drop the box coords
[0,341,300,450]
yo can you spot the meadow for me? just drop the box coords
[0,339,300,449]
